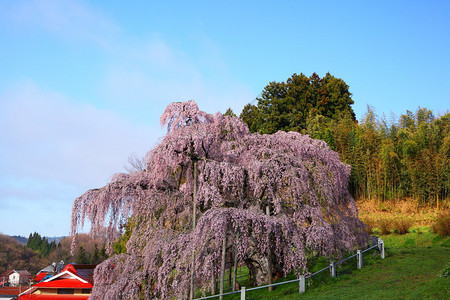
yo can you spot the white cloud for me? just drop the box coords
[0,80,163,236]
[0,80,160,187]
[100,34,255,120]
[0,1,256,236]
[2,1,256,116]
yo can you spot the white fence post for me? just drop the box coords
[380,239,385,259]
[330,261,336,277]
[299,275,305,294]
[241,286,246,300]
[357,250,362,269]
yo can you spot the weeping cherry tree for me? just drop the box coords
[71,100,368,299]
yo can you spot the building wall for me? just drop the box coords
[8,272,19,286]
[34,288,91,295]
[8,272,31,286]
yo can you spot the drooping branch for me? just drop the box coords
[71,101,368,299]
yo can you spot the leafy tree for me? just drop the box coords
[223,108,236,117]
[240,72,355,134]
[47,234,108,266]
[71,101,368,299]
[27,232,42,251]
[91,244,100,264]
[112,220,134,255]
[240,103,260,133]
[75,246,88,264]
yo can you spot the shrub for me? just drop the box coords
[431,210,450,236]
[361,217,376,234]
[392,218,412,235]
[378,219,392,235]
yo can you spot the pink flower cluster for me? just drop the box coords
[71,101,368,299]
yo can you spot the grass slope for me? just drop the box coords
[216,230,448,300]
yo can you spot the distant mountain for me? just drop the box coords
[10,235,66,245]
[46,236,66,244]
[11,235,27,245]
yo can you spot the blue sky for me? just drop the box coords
[0,0,449,237]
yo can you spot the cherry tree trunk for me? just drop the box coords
[244,237,273,286]
[232,231,239,292]
[219,235,226,300]
[189,161,198,300]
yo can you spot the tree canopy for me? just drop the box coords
[240,72,355,134]
[303,106,450,204]
[71,101,367,299]
[26,232,56,257]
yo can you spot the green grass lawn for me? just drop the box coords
[202,229,449,299]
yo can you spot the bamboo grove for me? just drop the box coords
[240,73,449,207]
[306,107,449,206]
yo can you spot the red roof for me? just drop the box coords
[34,278,92,289]
[61,264,76,274]
[17,270,32,276]
[0,270,14,279]
[17,295,89,300]
[19,268,93,298]
[34,272,48,282]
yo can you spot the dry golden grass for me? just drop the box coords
[431,209,450,236]
[357,198,449,235]
[392,217,413,235]
[360,216,376,234]
[377,218,392,234]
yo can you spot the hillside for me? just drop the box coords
[11,235,27,245]
[0,234,42,275]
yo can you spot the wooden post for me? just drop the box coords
[232,231,240,292]
[266,205,273,291]
[192,161,198,229]
[219,235,227,300]
[330,261,336,277]
[241,286,246,300]
[211,269,216,295]
[299,275,305,294]
[228,252,232,288]
[189,161,198,300]
[377,237,385,258]
[357,250,362,269]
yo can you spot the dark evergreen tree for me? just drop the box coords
[75,246,89,264]
[240,72,355,134]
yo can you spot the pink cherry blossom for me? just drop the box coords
[72,101,368,299]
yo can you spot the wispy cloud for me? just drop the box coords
[0,80,159,187]
[101,35,255,120]
[0,81,161,235]
[0,1,255,236]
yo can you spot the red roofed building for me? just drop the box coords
[10,270,32,286]
[17,264,95,300]
[0,270,14,286]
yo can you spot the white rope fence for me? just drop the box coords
[195,237,385,300]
